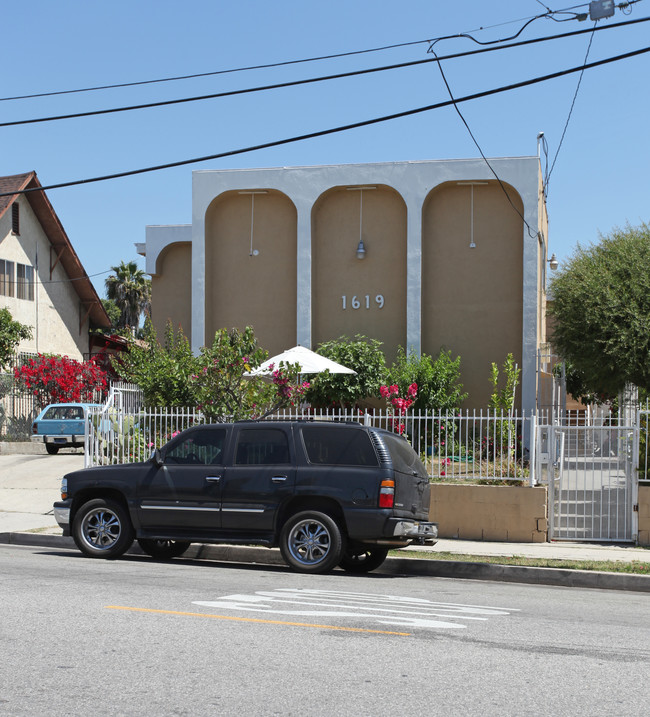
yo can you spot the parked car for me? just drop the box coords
[53,420,437,574]
[31,403,102,455]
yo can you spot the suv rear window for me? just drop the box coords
[380,433,428,478]
[301,426,378,466]
[43,406,84,420]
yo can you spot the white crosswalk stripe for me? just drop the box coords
[193,588,518,631]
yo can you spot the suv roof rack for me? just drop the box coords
[235,417,363,426]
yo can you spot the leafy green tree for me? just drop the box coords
[488,353,520,412]
[304,335,387,409]
[112,320,198,406]
[101,299,122,331]
[114,323,308,418]
[549,222,650,396]
[386,347,467,412]
[191,326,308,422]
[0,308,32,370]
[105,260,151,331]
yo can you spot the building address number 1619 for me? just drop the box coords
[341,294,385,310]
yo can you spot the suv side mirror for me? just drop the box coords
[151,447,163,466]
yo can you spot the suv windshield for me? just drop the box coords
[381,433,428,478]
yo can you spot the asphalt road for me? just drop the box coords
[2,544,649,716]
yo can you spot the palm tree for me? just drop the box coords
[105,261,151,332]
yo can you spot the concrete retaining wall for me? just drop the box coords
[430,484,548,542]
[639,483,650,546]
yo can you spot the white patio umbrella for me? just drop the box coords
[248,345,356,376]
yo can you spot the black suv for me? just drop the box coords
[53,420,437,574]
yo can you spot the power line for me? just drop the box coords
[0,2,602,103]
[1,16,647,129]
[430,48,538,239]
[37,270,112,285]
[545,21,599,194]
[0,39,432,103]
[1,43,648,198]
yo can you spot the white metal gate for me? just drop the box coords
[536,420,638,542]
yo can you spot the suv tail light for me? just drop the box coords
[379,479,395,508]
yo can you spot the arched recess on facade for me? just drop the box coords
[311,183,407,362]
[421,180,524,407]
[151,241,192,341]
[204,189,297,355]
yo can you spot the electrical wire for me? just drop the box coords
[0,2,602,103]
[1,43,648,198]
[1,16,647,129]
[426,1,597,51]
[37,270,112,285]
[429,49,538,239]
[545,21,599,196]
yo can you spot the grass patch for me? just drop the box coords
[390,549,650,575]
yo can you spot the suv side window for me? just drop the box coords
[165,428,226,465]
[301,426,379,466]
[235,428,290,465]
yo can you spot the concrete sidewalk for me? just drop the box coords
[1,448,649,591]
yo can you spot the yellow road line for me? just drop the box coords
[105,605,411,636]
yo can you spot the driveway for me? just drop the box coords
[0,452,85,532]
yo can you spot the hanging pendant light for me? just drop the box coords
[238,190,267,256]
[347,186,375,259]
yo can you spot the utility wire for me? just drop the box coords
[38,270,112,284]
[1,16,647,129]
[430,49,538,239]
[1,44,648,198]
[0,2,602,103]
[545,21,598,195]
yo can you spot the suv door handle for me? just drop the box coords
[271,475,287,483]
[206,476,221,482]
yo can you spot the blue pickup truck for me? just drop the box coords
[31,403,102,455]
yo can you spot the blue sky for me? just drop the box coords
[3,0,648,297]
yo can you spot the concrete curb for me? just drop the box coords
[2,531,649,592]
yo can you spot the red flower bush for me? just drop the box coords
[379,383,417,436]
[14,354,108,408]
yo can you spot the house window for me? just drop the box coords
[12,203,20,235]
[16,263,34,301]
[0,260,15,297]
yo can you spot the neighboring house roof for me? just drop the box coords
[0,171,110,328]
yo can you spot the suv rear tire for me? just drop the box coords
[73,498,134,559]
[280,510,345,574]
[45,444,59,455]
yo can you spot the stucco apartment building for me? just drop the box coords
[139,157,550,411]
[0,172,110,361]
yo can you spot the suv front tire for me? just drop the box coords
[73,498,134,559]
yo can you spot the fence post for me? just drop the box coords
[529,411,537,486]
